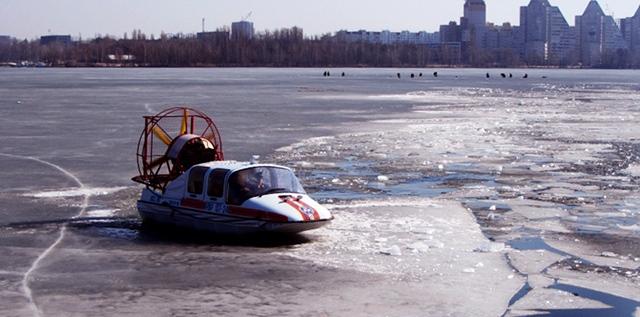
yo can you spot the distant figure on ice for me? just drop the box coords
[542,75,548,79]
[323,71,327,77]
[509,73,513,78]
[419,73,423,77]
[523,73,528,79]
[486,73,490,79]
[433,71,438,78]
[410,73,415,78]
[501,73,506,78]
[397,73,401,79]
[341,72,345,77]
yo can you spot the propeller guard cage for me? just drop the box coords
[133,107,224,191]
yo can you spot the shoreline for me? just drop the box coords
[2,64,638,70]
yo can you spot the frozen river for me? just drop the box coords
[1,68,639,316]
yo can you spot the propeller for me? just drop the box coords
[180,108,188,135]
[147,155,168,169]
[135,107,224,190]
[152,125,172,145]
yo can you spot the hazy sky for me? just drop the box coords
[0,0,638,39]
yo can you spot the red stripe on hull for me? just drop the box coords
[295,199,320,220]
[181,198,206,209]
[284,199,312,221]
[228,206,289,223]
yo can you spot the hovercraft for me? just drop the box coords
[132,107,332,234]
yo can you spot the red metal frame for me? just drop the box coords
[133,106,224,192]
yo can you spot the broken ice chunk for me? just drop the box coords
[377,175,390,182]
[474,242,506,253]
[601,251,618,258]
[380,245,402,256]
[408,242,431,253]
[295,161,314,168]
[462,268,476,273]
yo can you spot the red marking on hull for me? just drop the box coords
[228,206,289,223]
[295,199,321,221]
[181,198,206,209]
[283,199,314,221]
[285,199,311,221]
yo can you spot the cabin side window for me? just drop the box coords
[187,166,209,195]
[207,169,228,197]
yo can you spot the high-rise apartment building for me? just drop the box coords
[520,0,549,61]
[576,0,627,65]
[440,22,462,43]
[461,0,487,47]
[621,6,640,61]
[231,21,255,40]
[546,6,576,64]
[520,0,575,64]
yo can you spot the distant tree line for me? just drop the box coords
[0,28,637,68]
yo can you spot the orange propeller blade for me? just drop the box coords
[152,126,172,145]
[180,108,188,135]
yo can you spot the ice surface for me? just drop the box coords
[3,69,640,316]
[85,209,119,218]
[278,198,523,315]
[271,76,640,315]
[475,242,507,253]
[25,187,128,198]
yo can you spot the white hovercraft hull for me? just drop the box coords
[137,200,330,234]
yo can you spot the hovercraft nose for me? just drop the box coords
[243,194,332,222]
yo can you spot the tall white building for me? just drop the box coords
[520,0,575,64]
[461,0,487,47]
[463,0,486,28]
[576,0,627,65]
[547,6,576,64]
[621,6,640,60]
[231,21,254,40]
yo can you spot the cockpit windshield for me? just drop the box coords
[227,166,306,205]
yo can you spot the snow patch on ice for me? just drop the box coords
[294,161,314,168]
[380,245,402,256]
[275,136,335,152]
[407,241,432,253]
[617,224,640,232]
[474,242,506,253]
[326,198,441,210]
[25,186,128,198]
[86,208,120,217]
[623,164,640,177]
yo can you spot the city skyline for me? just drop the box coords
[0,0,638,40]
